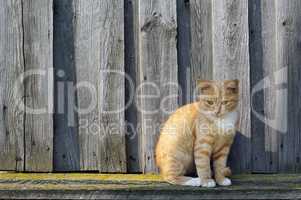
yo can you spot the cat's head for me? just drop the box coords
[197,80,239,118]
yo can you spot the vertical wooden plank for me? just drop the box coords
[138,0,178,173]
[177,0,191,105]
[249,0,278,173]
[53,0,80,172]
[190,0,212,101]
[277,0,301,172]
[23,0,54,172]
[0,0,25,171]
[125,0,141,172]
[75,0,126,172]
[212,0,251,173]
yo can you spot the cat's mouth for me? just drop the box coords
[203,112,231,121]
[215,113,226,118]
[200,111,221,121]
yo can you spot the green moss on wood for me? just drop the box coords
[0,172,301,192]
[0,172,163,182]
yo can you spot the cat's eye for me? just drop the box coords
[206,100,214,105]
[227,87,238,93]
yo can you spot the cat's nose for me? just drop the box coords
[215,106,222,116]
[216,109,224,117]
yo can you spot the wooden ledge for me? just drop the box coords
[0,173,301,199]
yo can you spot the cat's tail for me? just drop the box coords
[223,167,232,177]
[163,175,201,187]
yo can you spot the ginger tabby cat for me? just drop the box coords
[155,80,239,187]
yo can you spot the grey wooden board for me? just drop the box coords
[74,0,126,172]
[1,174,301,199]
[23,0,54,172]
[2,189,301,200]
[211,0,251,173]
[138,0,178,173]
[0,0,25,171]
[277,0,301,172]
[249,0,278,173]
[177,0,191,105]
[53,0,80,172]
[190,0,213,101]
[125,0,141,173]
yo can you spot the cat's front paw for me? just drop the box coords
[217,177,232,186]
[201,179,216,188]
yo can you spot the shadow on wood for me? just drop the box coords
[53,0,80,172]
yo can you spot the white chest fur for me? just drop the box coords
[214,110,238,132]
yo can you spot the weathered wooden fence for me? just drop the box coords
[0,0,300,174]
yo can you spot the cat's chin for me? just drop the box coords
[201,109,237,120]
[200,111,219,120]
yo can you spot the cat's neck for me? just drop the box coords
[202,110,238,132]
[214,110,238,131]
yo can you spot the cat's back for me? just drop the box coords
[161,102,200,134]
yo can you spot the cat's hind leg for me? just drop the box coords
[160,158,201,187]
[164,175,201,186]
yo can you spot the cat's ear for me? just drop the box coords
[225,79,239,94]
[197,80,215,95]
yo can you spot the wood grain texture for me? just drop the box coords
[212,0,251,173]
[190,0,212,101]
[276,0,301,172]
[74,0,126,172]
[249,0,278,173]
[138,0,178,173]
[0,0,25,171]
[23,0,54,172]
[1,0,300,175]
[53,0,80,172]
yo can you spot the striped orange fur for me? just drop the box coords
[155,80,239,187]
